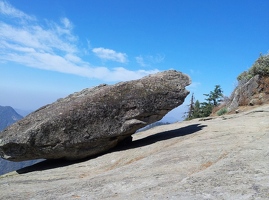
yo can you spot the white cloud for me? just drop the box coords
[102,67,159,82]
[150,54,165,63]
[1,50,158,81]
[189,69,200,75]
[186,82,201,90]
[0,21,77,54]
[0,0,35,21]
[64,53,83,63]
[135,56,148,67]
[0,1,158,82]
[86,39,92,49]
[61,17,72,29]
[92,47,128,63]
[136,54,165,67]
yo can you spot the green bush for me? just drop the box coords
[237,71,253,83]
[217,107,227,116]
[237,54,269,83]
[250,54,269,76]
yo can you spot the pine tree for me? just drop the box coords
[203,85,223,106]
[201,85,224,117]
[192,100,201,118]
[187,93,195,119]
[185,85,224,120]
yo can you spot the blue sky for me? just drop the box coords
[0,0,268,121]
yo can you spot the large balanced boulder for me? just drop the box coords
[0,70,190,161]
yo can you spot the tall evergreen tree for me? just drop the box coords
[185,85,224,120]
[200,102,214,117]
[203,85,223,106]
[192,100,201,118]
[187,93,195,119]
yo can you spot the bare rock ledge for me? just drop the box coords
[0,70,190,161]
[0,104,268,199]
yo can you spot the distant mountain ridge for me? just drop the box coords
[0,105,42,175]
[14,108,33,117]
[0,105,23,131]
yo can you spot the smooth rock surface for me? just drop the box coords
[0,104,268,199]
[0,70,190,161]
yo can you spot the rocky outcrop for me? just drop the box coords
[227,75,269,112]
[0,70,190,161]
[0,104,268,199]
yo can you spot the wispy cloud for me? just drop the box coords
[187,82,201,90]
[136,54,165,67]
[189,69,200,75]
[136,56,148,67]
[60,17,72,29]
[0,1,157,82]
[92,47,128,63]
[0,0,35,21]
[150,54,165,63]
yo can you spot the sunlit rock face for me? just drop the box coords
[0,70,190,161]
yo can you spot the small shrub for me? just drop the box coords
[237,71,252,83]
[217,107,227,116]
[250,54,269,77]
[237,53,269,85]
